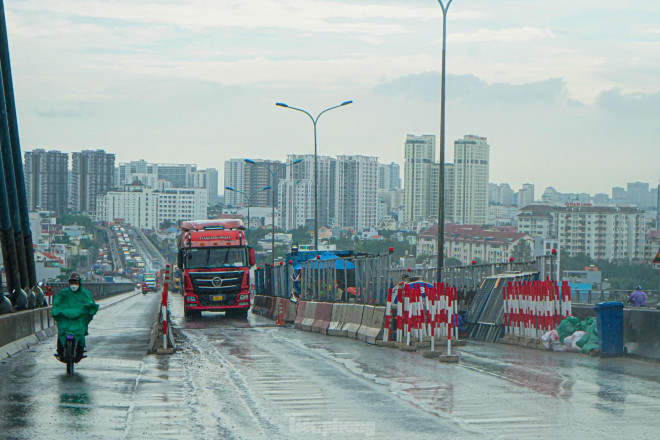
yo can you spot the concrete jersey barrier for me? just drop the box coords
[328,303,348,336]
[357,306,386,345]
[311,302,333,334]
[294,301,308,329]
[301,302,317,331]
[356,305,375,343]
[1,307,56,359]
[342,304,365,339]
[286,299,297,322]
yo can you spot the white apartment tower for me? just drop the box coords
[517,183,535,208]
[517,204,645,261]
[224,159,246,207]
[192,168,219,206]
[279,154,336,230]
[453,135,490,225]
[403,134,435,223]
[378,162,401,190]
[335,155,378,230]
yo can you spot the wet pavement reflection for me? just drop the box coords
[1,291,659,439]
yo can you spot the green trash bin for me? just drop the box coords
[593,301,624,356]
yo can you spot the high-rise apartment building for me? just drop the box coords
[224,159,245,207]
[452,135,489,225]
[244,160,284,208]
[335,155,378,230]
[24,149,69,215]
[117,160,149,186]
[403,134,435,223]
[155,163,196,188]
[430,162,454,223]
[71,149,115,214]
[192,168,219,206]
[378,162,401,191]
[518,204,645,261]
[517,183,535,208]
[627,182,650,208]
[489,183,515,206]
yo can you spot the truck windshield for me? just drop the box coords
[186,247,246,269]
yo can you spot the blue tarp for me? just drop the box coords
[293,251,355,270]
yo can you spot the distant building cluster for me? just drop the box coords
[21,137,659,265]
[23,149,219,229]
[224,155,401,232]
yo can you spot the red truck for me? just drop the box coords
[177,219,255,319]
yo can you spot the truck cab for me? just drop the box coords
[178,219,255,319]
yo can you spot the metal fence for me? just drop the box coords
[254,254,558,306]
[572,289,659,306]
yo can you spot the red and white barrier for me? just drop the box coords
[162,264,170,350]
[504,279,572,339]
[382,282,457,352]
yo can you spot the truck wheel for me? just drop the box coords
[184,309,201,319]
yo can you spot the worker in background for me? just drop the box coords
[627,286,647,307]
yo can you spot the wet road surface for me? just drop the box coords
[1,291,659,439]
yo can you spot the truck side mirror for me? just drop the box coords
[248,247,256,267]
[177,249,183,269]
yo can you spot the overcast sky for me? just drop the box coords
[7,0,660,195]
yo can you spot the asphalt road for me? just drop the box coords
[1,292,659,439]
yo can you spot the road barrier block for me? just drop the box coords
[342,304,365,339]
[267,297,277,320]
[357,306,386,345]
[294,301,308,329]
[286,299,297,322]
[311,302,333,334]
[301,302,317,331]
[357,305,375,343]
[328,303,348,336]
[251,295,262,315]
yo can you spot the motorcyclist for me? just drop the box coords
[52,272,99,361]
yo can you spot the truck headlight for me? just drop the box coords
[239,294,249,301]
[185,295,197,302]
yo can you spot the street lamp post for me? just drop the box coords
[224,185,270,230]
[436,0,453,284]
[244,158,303,264]
[275,100,353,251]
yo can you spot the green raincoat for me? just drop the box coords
[51,285,99,346]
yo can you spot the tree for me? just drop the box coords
[57,214,94,230]
[511,239,533,262]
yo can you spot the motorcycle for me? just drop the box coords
[55,334,86,376]
[141,283,149,295]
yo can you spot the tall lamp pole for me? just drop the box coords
[224,185,270,230]
[276,100,353,251]
[436,0,453,284]
[244,158,303,264]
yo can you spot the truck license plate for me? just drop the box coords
[213,295,224,301]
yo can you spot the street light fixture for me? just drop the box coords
[224,185,270,230]
[435,0,453,284]
[244,158,303,264]
[276,100,353,251]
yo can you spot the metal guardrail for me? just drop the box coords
[572,289,660,306]
[254,255,557,306]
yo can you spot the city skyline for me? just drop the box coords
[7,1,659,195]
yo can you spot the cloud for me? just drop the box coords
[34,102,95,118]
[452,27,556,44]
[596,88,660,114]
[374,72,570,105]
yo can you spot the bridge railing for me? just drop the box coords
[254,255,557,306]
[572,289,659,306]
